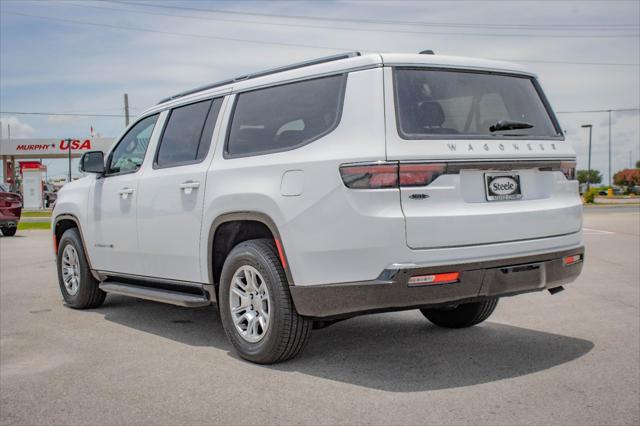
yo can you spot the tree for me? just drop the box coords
[613,169,640,187]
[636,160,640,169]
[576,169,602,185]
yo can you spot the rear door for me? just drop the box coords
[383,66,582,249]
[137,96,225,283]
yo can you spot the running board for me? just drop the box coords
[99,282,211,307]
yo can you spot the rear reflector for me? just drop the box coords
[399,163,446,187]
[339,163,398,189]
[408,272,460,286]
[563,254,582,266]
[274,238,288,269]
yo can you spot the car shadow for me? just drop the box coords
[94,295,594,392]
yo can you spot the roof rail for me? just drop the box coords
[158,51,361,105]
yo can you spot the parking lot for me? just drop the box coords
[1,206,638,425]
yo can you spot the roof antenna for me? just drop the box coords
[419,50,435,55]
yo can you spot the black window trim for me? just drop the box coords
[392,66,565,142]
[152,97,223,170]
[104,113,161,177]
[223,73,348,159]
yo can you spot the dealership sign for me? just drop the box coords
[1,137,114,158]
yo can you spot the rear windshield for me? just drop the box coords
[394,68,561,139]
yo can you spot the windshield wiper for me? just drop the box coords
[489,120,534,132]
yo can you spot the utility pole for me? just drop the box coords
[64,138,72,183]
[582,124,593,190]
[608,110,612,186]
[124,93,130,127]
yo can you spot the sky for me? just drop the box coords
[1,0,639,184]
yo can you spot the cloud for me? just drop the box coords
[46,115,76,124]
[0,116,35,138]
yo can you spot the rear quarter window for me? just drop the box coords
[226,74,347,158]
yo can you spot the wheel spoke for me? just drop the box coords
[60,245,81,296]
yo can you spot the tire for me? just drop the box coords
[219,239,312,364]
[1,227,17,236]
[56,228,106,309]
[420,298,498,329]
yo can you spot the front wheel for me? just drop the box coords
[219,239,312,364]
[56,228,106,309]
[1,226,17,236]
[420,298,498,329]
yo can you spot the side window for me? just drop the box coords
[155,98,223,168]
[108,114,159,175]
[226,74,346,157]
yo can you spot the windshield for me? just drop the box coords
[394,68,562,139]
[0,183,9,192]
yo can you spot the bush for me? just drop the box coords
[583,187,601,203]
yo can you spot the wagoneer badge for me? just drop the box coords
[485,173,522,201]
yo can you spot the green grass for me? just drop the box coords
[18,222,51,230]
[21,211,52,218]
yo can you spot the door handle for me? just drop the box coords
[179,181,200,195]
[118,187,134,199]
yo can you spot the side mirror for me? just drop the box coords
[80,151,105,174]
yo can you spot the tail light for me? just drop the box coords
[339,163,398,189]
[560,161,576,180]
[399,163,446,187]
[340,162,445,189]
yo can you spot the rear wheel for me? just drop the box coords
[1,226,17,236]
[56,228,106,309]
[420,298,498,328]
[219,239,312,364]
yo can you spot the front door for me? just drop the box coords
[86,114,161,275]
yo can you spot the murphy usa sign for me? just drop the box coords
[0,137,114,158]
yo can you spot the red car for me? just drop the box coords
[0,183,21,237]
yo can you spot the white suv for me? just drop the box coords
[52,52,584,364]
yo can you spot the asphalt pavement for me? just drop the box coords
[1,205,638,425]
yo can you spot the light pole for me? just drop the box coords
[608,110,612,186]
[581,124,593,190]
[64,138,72,183]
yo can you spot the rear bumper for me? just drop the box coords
[0,219,19,227]
[290,247,584,319]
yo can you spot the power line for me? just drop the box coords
[53,0,639,37]
[2,11,357,52]
[3,108,638,118]
[1,111,126,118]
[556,108,640,114]
[112,0,640,30]
[3,11,639,67]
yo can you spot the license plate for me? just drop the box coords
[485,173,522,201]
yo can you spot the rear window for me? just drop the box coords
[226,74,346,157]
[394,68,561,139]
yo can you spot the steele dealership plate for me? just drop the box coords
[485,173,522,201]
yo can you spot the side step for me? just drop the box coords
[99,282,210,307]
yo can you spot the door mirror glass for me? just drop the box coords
[80,151,105,174]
